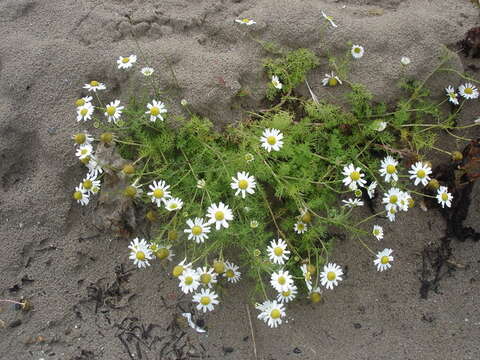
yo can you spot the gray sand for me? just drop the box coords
[1,0,479,359]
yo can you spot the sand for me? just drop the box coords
[0,0,479,359]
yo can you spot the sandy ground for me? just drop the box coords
[1,0,480,359]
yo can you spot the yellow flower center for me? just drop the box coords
[106,106,116,116]
[184,276,193,285]
[380,256,389,265]
[417,169,426,178]
[441,193,449,201]
[74,133,86,144]
[73,191,83,200]
[270,309,281,319]
[389,195,398,204]
[80,108,88,116]
[297,223,305,231]
[90,80,99,87]
[75,99,85,107]
[281,290,291,297]
[156,248,169,260]
[81,148,88,155]
[267,136,277,145]
[278,276,286,285]
[124,186,137,197]
[150,106,160,116]
[200,296,211,305]
[301,212,312,223]
[354,47,361,53]
[465,87,473,95]
[83,179,93,190]
[122,57,130,63]
[200,273,212,284]
[386,164,396,174]
[273,247,283,256]
[215,211,224,221]
[310,292,321,303]
[191,225,203,236]
[408,198,415,208]
[135,251,145,261]
[213,261,225,274]
[350,171,360,181]
[327,271,336,281]
[100,132,113,144]
[153,189,164,199]
[238,179,249,190]
[169,203,178,209]
[373,229,380,236]
[80,156,90,165]
[225,269,234,278]
[241,18,250,23]
[328,77,338,86]
[172,265,184,277]
[389,207,396,214]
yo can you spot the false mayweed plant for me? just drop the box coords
[70,36,478,328]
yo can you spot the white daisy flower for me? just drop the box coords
[83,80,106,92]
[266,239,290,265]
[81,173,101,195]
[321,11,337,28]
[436,186,453,208]
[382,187,402,207]
[172,258,193,277]
[400,56,411,66]
[322,72,342,87]
[372,120,387,132]
[277,284,297,304]
[151,243,174,261]
[409,161,432,186]
[374,248,394,272]
[256,300,285,328]
[231,171,256,198]
[379,156,399,183]
[206,202,233,230]
[235,18,256,26]
[75,96,93,108]
[385,203,397,222]
[73,186,90,206]
[124,179,143,198]
[76,103,94,122]
[86,156,103,178]
[147,180,171,207]
[184,218,211,243]
[372,225,384,240]
[351,45,364,59]
[193,288,219,313]
[72,131,94,146]
[75,144,94,160]
[458,83,479,100]
[117,54,137,70]
[165,197,183,211]
[445,86,459,105]
[224,261,241,283]
[250,220,259,228]
[270,270,294,293]
[320,263,343,290]
[104,100,124,124]
[145,100,167,122]
[196,179,206,189]
[342,198,364,208]
[342,163,367,189]
[294,222,307,234]
[197,266,218,288]
[179,268,200,294]
[397,191,411,212]
[367,181,377,199]
[271,75,283,90]
[141,67,154,76]
[260,128,284,152]
[128,238,153,268]
[300,264,313,292]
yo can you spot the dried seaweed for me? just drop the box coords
[420,139,480,298]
